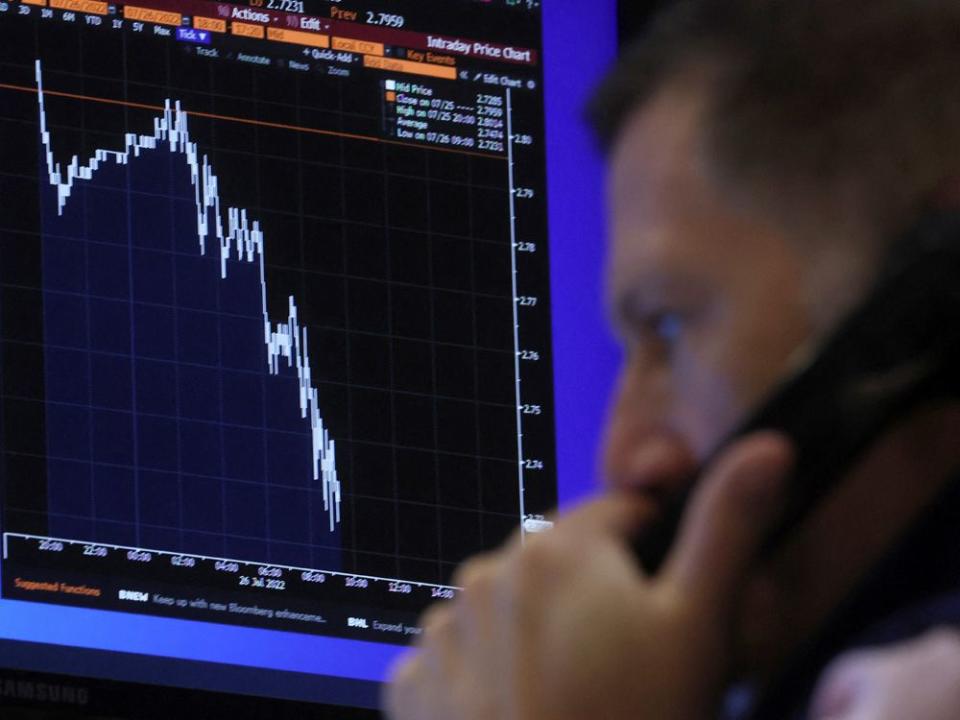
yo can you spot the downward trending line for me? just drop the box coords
[34,59,343,531]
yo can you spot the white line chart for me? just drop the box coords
[35,59,343,531]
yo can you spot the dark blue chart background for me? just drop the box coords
[40,145,341,569]
[1,9,575,590]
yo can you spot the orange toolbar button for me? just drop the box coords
[332,37,384,56]
[363,55,457,81]
[51,0,108,14]
[232,21,265,39]
[194,16,226,33]
[123,5,182,25]
[266,27,330,49]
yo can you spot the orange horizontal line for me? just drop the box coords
[22,0,47,7]
[0,82,503,161]
[363,55,457,81]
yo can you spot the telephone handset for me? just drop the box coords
[634,211,960,574]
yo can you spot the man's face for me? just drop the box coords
[602,80,818,502]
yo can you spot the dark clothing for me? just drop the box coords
[735,473,960,720]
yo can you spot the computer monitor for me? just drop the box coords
[0,0,619,715]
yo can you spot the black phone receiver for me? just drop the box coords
[634,210,960,574]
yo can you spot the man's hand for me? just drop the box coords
[384,434,793,720]
[810,628,960,720]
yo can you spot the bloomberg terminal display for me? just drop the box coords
[1,0,554,642]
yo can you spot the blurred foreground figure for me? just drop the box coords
[810,629,960,720]
[386,1,960,718]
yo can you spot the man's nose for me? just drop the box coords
[604,431,696,500]
[602,360,697,499]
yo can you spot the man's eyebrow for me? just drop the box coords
[609,285,647,327]
[607,279,662,337]
[608,272,708,332]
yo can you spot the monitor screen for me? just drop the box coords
[0,0,618,713]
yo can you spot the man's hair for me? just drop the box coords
[589,0,960,240]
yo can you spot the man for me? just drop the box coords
[386,1,960,717]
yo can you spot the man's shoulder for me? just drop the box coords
[749,474,960,720]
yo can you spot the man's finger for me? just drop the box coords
[661,432,793,608]
[557,491,659,541]
[384,652,425,720]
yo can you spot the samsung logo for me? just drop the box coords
[0,678,89,705]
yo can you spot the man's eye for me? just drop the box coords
[647,311,683,345]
